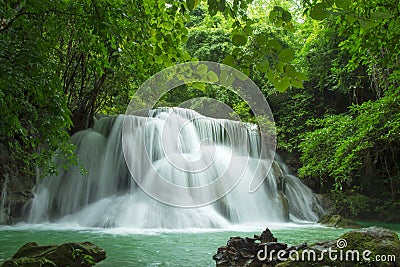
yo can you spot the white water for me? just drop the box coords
[28,107,323,228]
[0,174,10,224]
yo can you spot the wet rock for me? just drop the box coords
[315,194,334,213]
[318,213,361,228]
[276,226,400,267]
[1,241,106,267]
[213,228,306,267]
[254,228,277,243]
[0,146,35,225]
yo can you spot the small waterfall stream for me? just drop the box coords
[28,107,323,228]
[0,174,10,224]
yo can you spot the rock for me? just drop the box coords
[213,228,306,267]
[318,213,361,229]
[276,226,400,267]
[315,194,334,213]
[254,228,277,243]
[0,151,35,225]
[1,241,106,267]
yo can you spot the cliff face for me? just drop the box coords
[0,145,34,224]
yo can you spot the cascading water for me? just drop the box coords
[28,107,323,228]
[0,174,10,224]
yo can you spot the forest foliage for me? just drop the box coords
[1,0,399,219]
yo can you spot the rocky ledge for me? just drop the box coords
[213,228,307,267]
[1,241,106,267]
[213,227,400,267]
[318,213,361,229]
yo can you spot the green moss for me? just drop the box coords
[2,257,56,267]
[319,213,361,228]
[277,227,400,267]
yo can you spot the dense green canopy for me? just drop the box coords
[1,0,399,220]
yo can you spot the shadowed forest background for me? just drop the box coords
[1,0,399,223]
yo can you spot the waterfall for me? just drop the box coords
[0,173,10,224]
[28,107,323,228]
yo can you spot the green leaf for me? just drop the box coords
[273,6,284,13]
[335,0,351,9]
[274,77,290,92]
[370,11,394,19]
[279,49,295,62]
[208,0,218,16]
[266,39,281,51]
[239,66,250,77]
[255,35,267,46]
[310,3,329,20]
[295,72,309,81]
[186,0,199,11]
[256,60,269,72]
[282,11,292,22]
[197,64,208,74]
[207,71,219,83]
[232,48,241,56]
[222,55,235,66]
[267,70,275,83]
[291,79,304,89]
[358,19,376,32]
[269,11,277,23]
[346,14,358,23]
[217,0,226,12]
[232,34,247,46]
[191,82,206,91]
[220,69,235,87]
[285,65,297,77]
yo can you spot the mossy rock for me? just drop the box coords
[276,227,400,267]
[319,213,361,229]
[341,226,400,264]
[1,241,106,267]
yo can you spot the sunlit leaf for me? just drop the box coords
[291,79,304,89]
[295,72,309,81]
[197,64,208,74]
[207,71,219,83]
[267,70,275,82]
[274,77,290,92]
[191,82,206,91]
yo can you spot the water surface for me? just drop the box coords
[0,223,356,267]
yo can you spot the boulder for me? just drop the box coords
[318,213,361,228]
[276,226,400,267]
[1,241,106,267]
[213,228,306,267]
